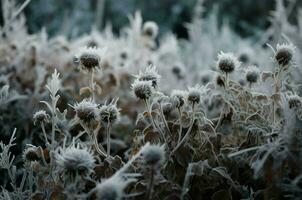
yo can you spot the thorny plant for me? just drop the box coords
[1,0,302,199]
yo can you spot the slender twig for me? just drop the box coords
[106,122,111,157]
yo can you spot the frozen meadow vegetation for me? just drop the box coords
[1,0,302,199]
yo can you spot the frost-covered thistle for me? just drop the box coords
[135,65,161,88]
[217,52,240,74]
[187,85,203,105]
[131,79,153,100]
[288,94,302,109]
[143,21,159,39]
[95,176,127,200]
[55,144,95,179]
[245,66,260,85]
[23,145,40,163]
[33,110,49,125]
[275,43,295,67]
[74,46,106,72]
[171,90,187,108]
[99,99,120,124]
[72,99,100,129]
[141,144,164,167]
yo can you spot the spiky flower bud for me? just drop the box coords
[99,99,120,124]
[143,21,159,39]
[95,176,128,200]
[187,85,203,105]
[131,80,153,100]
[141,144,164,167]
[288,95,301,109]
[74,47,106,72]
[245,66,260,84]
[56,144,95,178]
[23,146,40,162]
[217,52,240,73]
[275,43,295,67]
[73,99,100,129]
[171,90,186,108]
[33,110,49,125]
[136,65,161,88]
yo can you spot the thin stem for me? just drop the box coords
[90,70,95,101]
[106,123,111,157]
[177,108,183,144]
[159,104,172,138]
[145,167,155,200]
[92,131,107,158]
[40,122,49,146]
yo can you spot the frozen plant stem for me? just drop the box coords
[146,167,155,200]
[106,122,111,157]
[40,122,49,146]
[159,104,172,139]
[90,69,95,101]
[177,108,183,144]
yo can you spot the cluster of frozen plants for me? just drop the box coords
[1,0,302,199]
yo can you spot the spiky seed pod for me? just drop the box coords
[143,21,159,39]
[217,52,240,73]
[288,95,302,109]
[187,85,203,105]
[73,99,100,129]
[99,100,120,124]
[141,144,164,167]
[275,43,295,67]
[33,110,49,125]
[55,144,95,178]
[136,65,161,88]
[23,146,40,162]
[131,80,153,100]
[246,66,260,84]
[95,176,128,200]
[74,47,106,72]
[171,90,187,108]
[157,95,175,114]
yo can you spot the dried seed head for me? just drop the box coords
[157,95,175,114]
[216,75,225,88]
[99,99,120,124]
[143,21,159,39]
[73,99,100,128]
[217,52,240,73]
[131,80,153,100]
[75,47,106,72]
[23,146,40,162]
[187,85,204,105]
[141,144,164,167]
[33,110,49,125]
[56,144,95,178]
[171,90,187,108]
[172,64,185,80]
[136,65,161,88]
[288,95,301,109]
[245,66,260,84]
[95,176,127,200]
[275,43,295,67]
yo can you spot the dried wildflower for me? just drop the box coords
[216,75,225,87]
[136,65,161,88]
[143,21,159,39]
[131,80,153,100]
[217,52,240,73]
[141,144,164,167]
[23,146,39,162]
[99,99,120,124]
[157,95,175,114]
[245,66,260,84]
[33,110,49,125]
[172,64,185,80]
[72,99,100,128]
[171,90,187,108]
[56,144,95,178]
[187,85,204,105]
[74,47,106,72]
[95,176,127,200]
[288,95,301,109]
[275,43,295,67]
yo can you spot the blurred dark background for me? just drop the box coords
[1,0,302,38]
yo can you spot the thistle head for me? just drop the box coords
[171,90,187,108]
[74,46,106,72]
[135,65,161,88]
[23,145,40,163]
[95,176,129,200]
[55,143,95,179]
[275,43,295,67]
[143,21,159,39]
[33,110,49,125]
[288,94,301,109]
[131,79,153,100]
[187,84,205,105]
[217,52,240,74]
[245,66,260,84]
[72,99,100,129]
[141,144,165,167]
[99,99,120,124]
